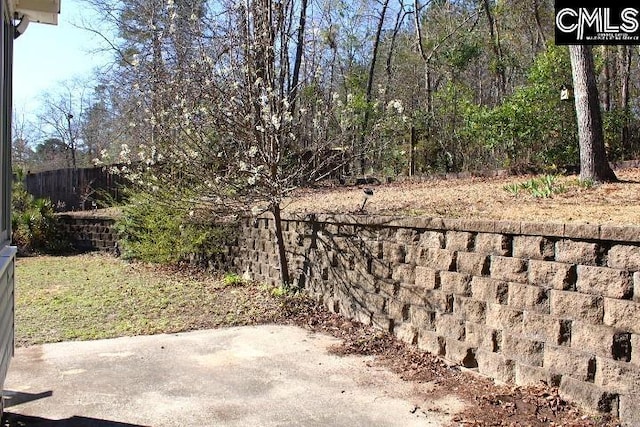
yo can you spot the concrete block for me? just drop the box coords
[418,231,445,249]
[376,279,397,298]
[364,240,383,259]
[515,362,561,388]
[391,263,415,284]
[608,244,640,271]
[619,394,640,427]
[410,305,436,332]
[424,289,454,313]
[363,291,386,313]
[576,266,633,299]
[600,225,640,242]
[520,221,564,237]
[485,303,523,333]
[371,314,393,333]
[513,235,554,260]
[445,231,474,251]
[603,298,640,334]
[456,252,489,276]
[572,321,628,359]
[474,233,510,256]
[502,333,544,366]
[559,376,619,416]
[563,223,600,240]
[632,334,640,367]
[453,296,486,324]
[555,240,599,265]
[528,260,576,291]
[465,322,499,352]
[353,305,372,325]
[387,299,408,321]
[445,338,478,368]
[395,228,419,244]
[370,260,392,280]
[439,271,472,296]
[435,314,465,340]
[398,284,425,306]
[456,218,495,233]
[550,290,603,323]
[493,221,521,235]
[393,322,418,345]
[417,330,445,356]
[507,282,550,313]
[595,357,640,395]
[470,277,508,304]
[416,248,456,271]
[522,311,570,345]
[414,266,438,289]
[635,272,640,303]
[477,350,515,383]
[490,256,528,283]
[544,345,594,382]
[382,242,406,264]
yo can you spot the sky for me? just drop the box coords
[13,0,111,121]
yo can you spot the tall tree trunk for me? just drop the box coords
[569,45,617,183]
[359,0,390,174]
[532,0,546,48]
[289,0,308,110]
[602,46,611,112]
[619,45,632,154]
[413,0,431,112]
[384,3,406,100]
[481,0,506,100]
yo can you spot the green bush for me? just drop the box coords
[459,45,578,172]
[11,173,69,255]
[116,192,233,264]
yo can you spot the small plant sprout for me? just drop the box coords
[223,273,246,287]
[503,175,565,198]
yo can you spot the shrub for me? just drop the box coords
[11,172,69,254]
[116,191,234,264]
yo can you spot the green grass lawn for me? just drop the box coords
[15,254,286,347]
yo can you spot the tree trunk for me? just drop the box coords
[482,0,506,100]
[272,203,290,287]
[532,0,546,48]
[289,0,308,110]
[619,45,632,154]
[602,46,611,112]
[359,0,389,174]
[569,45,617,183]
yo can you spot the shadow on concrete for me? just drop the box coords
[3,413,148,427]
[3,391,53,408]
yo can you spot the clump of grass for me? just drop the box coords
[503,175,566,198]
[578,178,595,189]
[222,272,247,287]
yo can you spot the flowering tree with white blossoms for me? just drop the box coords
[96,0,407,286]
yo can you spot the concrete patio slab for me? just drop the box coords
[3,325,464,426]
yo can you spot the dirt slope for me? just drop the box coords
[286,168,640,226]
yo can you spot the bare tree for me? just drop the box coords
[37,80,92,172]
[11,110,35,169]
[569,45,617,183]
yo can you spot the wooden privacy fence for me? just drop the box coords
[24,167,127,211]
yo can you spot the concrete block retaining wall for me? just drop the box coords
[58,214,118,253]
[54,211,640,424]
[232,213,640,425]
